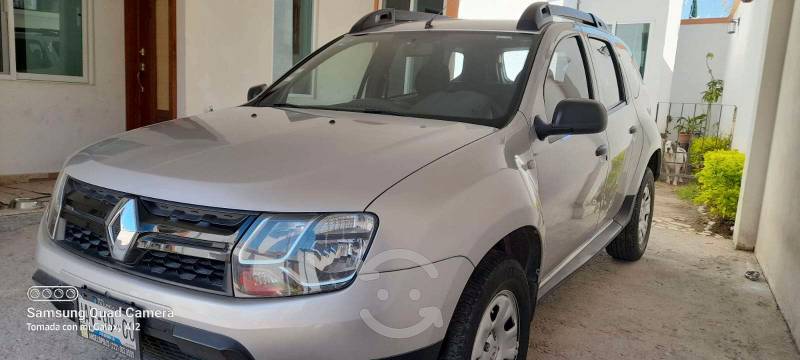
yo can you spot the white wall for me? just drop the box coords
[754,0,800,345]
[669,23,734,134]
[670,23,730,104]
[177,0,373,117]
[0,0,126,175]
[177,0,275,116]
[316,0,374,47]
[459,0,564,19]
[458,0,683,116]
[731,0,793,251]
[722,0,776,154]
[578,0,683,118]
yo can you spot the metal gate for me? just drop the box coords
[654,102,737,184]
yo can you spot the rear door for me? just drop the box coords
[583,33,640,227]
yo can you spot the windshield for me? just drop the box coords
[257,31,540,128]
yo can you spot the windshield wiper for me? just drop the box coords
[270,103,304,109]
[270,104,406,117]
[362,108,406,117]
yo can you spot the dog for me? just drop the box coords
[663,140,688,185]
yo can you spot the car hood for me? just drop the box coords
[64,107,494,212]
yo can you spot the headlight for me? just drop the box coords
[233,213,377,297]
[45,172,68,239]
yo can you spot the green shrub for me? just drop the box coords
[694,150,744,220]
[689,136,732,169]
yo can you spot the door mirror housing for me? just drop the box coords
[247,84,268,102]
[533,99,608,140]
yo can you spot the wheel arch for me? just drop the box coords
[484,225,543,303]
[647,148,661,180]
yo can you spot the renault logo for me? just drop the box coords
[105,197,139,262]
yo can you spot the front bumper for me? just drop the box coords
[34,222,473,360]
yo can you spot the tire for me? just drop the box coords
[606,167,655,261]
[439,251,532,360]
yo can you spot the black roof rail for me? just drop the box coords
[517,2,609,32]
[349,9,449,34]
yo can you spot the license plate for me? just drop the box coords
[76,289,141,359]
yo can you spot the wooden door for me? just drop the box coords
[125,0,176,130]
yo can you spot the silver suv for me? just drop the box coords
[34,4,661,360]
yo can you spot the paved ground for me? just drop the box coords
[0,184,797,359]
[529,184,799,359]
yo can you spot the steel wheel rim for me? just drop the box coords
[471,289,520,360]
[638,186,652,244]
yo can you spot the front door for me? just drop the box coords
[124,0,176,130]
[531,34,609,278]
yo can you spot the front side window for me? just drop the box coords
[13,0,85,78]
[259,32,540,128]
[543,36,591,121]
[588,38,625,109]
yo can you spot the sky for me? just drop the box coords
[682,0,735,19]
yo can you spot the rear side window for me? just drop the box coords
[617,45,642,99]
[588,38,625,109]
[543,37,591,121]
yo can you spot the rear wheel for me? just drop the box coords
[439,251,531,360]
[606,168,655,261]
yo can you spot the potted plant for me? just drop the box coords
[674,114,707,145]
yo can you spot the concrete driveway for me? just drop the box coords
[0,186,798,359]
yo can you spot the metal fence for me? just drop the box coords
[654,102,737,184]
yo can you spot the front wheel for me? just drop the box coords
[606,168,655,261]
[439,251,531,360]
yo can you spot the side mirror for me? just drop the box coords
[533,98,607,140]
[247,84,268,102]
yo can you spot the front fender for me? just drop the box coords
[364,119,543,274]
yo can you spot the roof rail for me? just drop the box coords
[517,2,609,32]
[349,9,449,34]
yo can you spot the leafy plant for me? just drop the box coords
[689,135,732,169]
[694,150,745,220]
[703,79,724,104]
[674,114,707,135]
[702,52,724,104]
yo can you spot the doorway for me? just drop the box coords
[124,0,176,130]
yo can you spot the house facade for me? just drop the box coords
[0,0,676,177]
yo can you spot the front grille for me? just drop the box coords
[142,334,200,360]
[63,222,110,259]
[56,178,255,295]
[141,199,250,231]
[136,251,226,290]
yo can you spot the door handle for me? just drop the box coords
[595,144,608,157]
[136,63,145,93]
[629,125,638,134]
